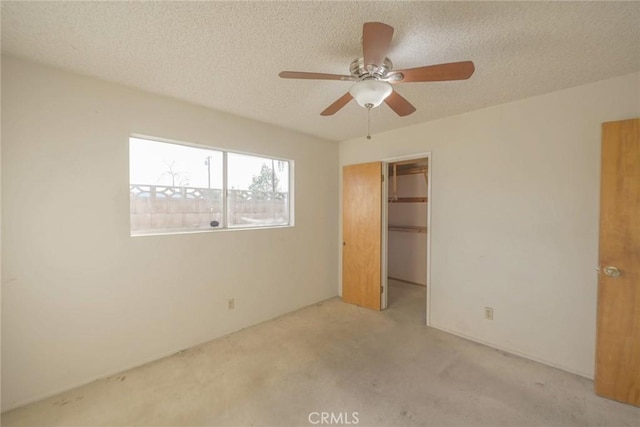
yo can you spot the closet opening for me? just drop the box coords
[382,156,430,324]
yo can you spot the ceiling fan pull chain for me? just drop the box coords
[367,107,372,140]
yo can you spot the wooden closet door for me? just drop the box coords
[342,162,382,310]
[595,118,640,406]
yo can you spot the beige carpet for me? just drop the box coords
[2,280,639,426]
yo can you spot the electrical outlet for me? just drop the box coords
[484,307,494,320]
[228,298,235,310]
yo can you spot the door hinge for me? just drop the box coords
[381,285,384,294]
[381,174,384,182]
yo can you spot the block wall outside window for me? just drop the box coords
[129,137,292,236]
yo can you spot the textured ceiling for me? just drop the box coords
[2,1,639,142]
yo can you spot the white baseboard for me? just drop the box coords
[2,295,339,413]
[428,323,594,380]
[1,346,182,413]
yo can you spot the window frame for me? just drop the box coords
[129,134,295,236]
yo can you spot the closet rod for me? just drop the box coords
[388,197,427,203]
[388,225,427,233]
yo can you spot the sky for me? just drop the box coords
[129,137,289,191]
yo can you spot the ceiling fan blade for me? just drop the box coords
[362,22,394,69]
[320,92,353,116]
[279,71,354,81]
[391,61,475,83]
[384,91,416,117]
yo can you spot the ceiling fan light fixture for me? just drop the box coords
[349,80,392,109]
[279,22,474,117]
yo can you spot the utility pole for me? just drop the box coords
[204,156,212,189]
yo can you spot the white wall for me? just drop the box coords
[341,72,640,378]
[1,57,339,411]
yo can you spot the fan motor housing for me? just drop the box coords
[350,57,394,80]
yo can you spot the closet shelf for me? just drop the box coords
[388,197,427,203]
[388,225,427,233]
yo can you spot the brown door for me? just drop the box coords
[595,118,640,406]
[342,162,382,310]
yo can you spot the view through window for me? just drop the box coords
[129,137,292,235]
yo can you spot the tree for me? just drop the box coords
[158,161,189,187]
[249,163,280,194]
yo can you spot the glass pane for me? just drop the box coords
[227,153,290,227]
[129,138,223,235]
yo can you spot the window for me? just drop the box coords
[129,137,292,236]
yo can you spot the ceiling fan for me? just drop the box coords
[279,22,475,117]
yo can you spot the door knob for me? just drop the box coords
[599,266,622,277]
